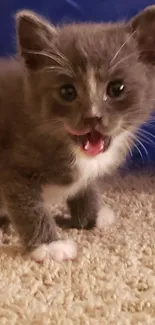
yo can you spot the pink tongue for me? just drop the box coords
[65,126,104,156]
[83,133,104,156]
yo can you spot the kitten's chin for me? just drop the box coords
[65,126,111,156]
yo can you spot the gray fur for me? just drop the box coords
[0,6,155,251]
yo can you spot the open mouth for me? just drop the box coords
[65,126,111,156]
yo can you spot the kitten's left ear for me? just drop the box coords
[16,10,57,70]
[130,5,155,64]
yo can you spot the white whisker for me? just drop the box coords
[121,129,150,162]
[136,134,155,147]
[23,48,75,76]
[41,66,74,77]
[139,128,155,140]
[110,30,137,66]
[109,51,138,72]
[134,143,144,160]
[23,49,59,61]
[129,133,149,158]
[137,139,149,160]
[125,142,133,157]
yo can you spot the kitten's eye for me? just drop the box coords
[60,84,77,102]
[107,80,125,98]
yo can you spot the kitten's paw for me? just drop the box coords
[96,206,115,229]
[48,239,77,261]
[31,239,77,263]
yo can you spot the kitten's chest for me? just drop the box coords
[42,153,104,207]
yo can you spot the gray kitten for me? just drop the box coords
[0,6,155,261]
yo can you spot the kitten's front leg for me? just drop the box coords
[67,186,99,229]
[4,178,77,262]
[56,185,103,229]
[56,185,115,230]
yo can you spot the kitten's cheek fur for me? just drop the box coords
[96,206,116,229]
[30,239,77,262]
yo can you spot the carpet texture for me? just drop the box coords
[0,171,155,325]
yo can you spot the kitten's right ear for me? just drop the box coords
[130,5,155,64]
[16,10,57,70]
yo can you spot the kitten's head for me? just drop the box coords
[16,6,155,159]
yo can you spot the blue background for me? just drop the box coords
[0,0,155,169]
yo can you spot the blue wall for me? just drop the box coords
[0,0,155,168]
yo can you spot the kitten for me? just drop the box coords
[0,6,155,262]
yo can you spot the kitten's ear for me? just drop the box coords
[130,5,155,64]
[16,10,57,70]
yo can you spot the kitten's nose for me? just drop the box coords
[84,116,102,128]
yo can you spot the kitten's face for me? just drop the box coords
[17,7,155,157]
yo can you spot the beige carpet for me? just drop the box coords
[0,171,155,325]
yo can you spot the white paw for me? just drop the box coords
[31,239,77,263]
[96,206,116,229]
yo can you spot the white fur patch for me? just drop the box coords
[96,206,116,229]
[31,239,77,262]
[87,68,97,98]
[87,68,99,116]
[42,130,130,210]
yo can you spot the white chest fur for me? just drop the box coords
[42,130,129,208]
[41,152,105,209]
